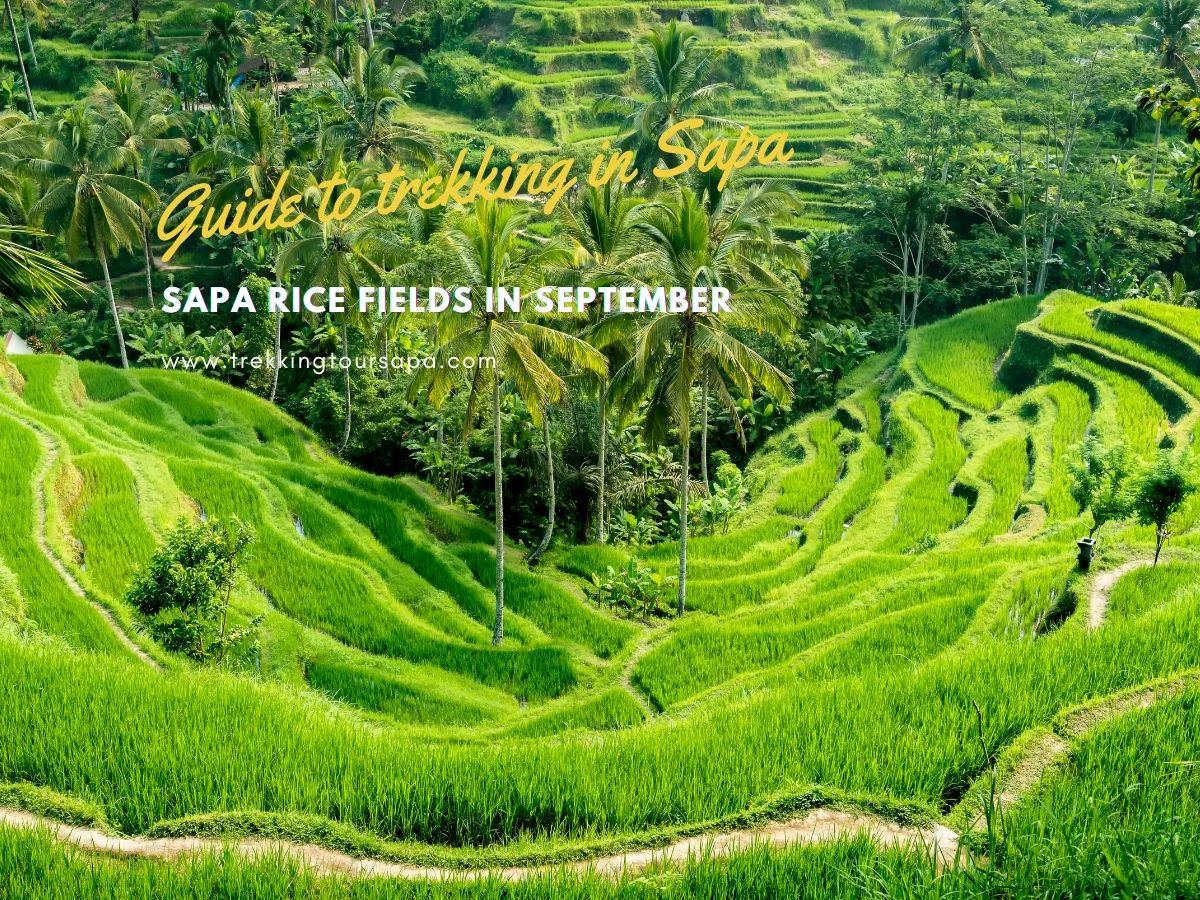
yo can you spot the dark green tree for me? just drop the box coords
[1133,449,1197,565]
[125,517,257,661]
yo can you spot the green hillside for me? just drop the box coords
[3,289,1200,895]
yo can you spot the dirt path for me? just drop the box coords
[31,436,160,669]
[1087,558,1153,630]
[995,673,1197,814]
[0,806,958,879]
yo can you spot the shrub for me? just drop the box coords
[92,22,147,52]
[30,44,98,92]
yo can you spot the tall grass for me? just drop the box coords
[775,418,842,517]
[1042,381,1090,521]
[0,414,130,656]
[2,593,1198,843]
[913,295,1040,410]
[68,453,157,602]
[885,395,968,551]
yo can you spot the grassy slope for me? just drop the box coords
[1,292,1199,894]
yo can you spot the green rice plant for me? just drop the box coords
[913,295,1041,410]
[1043,381,1091,521]
[1039,292,1200,398]
[555,544,631,581]
[270,478,490,646]
[112,394,167,426]
[774,418,842,517]
[11,356,71,416]
[632,604,873,709]
[796,591,984,682]
[1121,297,1200,343]
[170,461,574,700]
[305,657,498,726]
[1105,562,1200,621]
[136,373,220,426]
[3,589,1199,844]
[0,414,130,656]
[972,436,1029,542]
[67,453,157,602]
[76,361,134,402]
[884,395,968,552]
[1068,355,1167,456]
[503,688,645,737]
[455,545,636,658]
[0,825,959,899]
[991,685,1200,896]
[990,564,1073,640]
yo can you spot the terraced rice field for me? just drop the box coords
[2,290,1200,894]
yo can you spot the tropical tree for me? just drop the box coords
[688,177,806,487]
[1142,269,1200,305]
[1067,435,1136,539]
[1137,0,1200,193]
[199,3,250,116]
[2,0,35,120]
[559,182,645,542]
[93,70,189,307]
[593,21,731,182]
[193,95,310,401]
[155,50,205,112]
[415,200,606,644]
[616,186,798,616]
[313,44,434,165]
[897,0,1009,102]
[31,106,157,368]
[0,225,83,313]
[0,109,36,205]
[277,195,402,453]
[1133,448,1197,565]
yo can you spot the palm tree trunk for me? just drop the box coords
[677,408,689,618]
[269,312,282,402]
[4,0,35,121]
[141,227,154,307]
[596,378,607,543]
[338,321,351,455]
[20,4,35,66]
[98,245,129,369]
[700,376,709,491]
[1148,116,1162,196]
[491,376,505,645]
[528,413,554,564]
[362,0,374,48]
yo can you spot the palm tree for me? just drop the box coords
[277,201,400,453]
[559,182,645,542]
[155,50,204,113]
[0,109,36,204]
[200,3,249,116]
[415,200,606,644]
[897,0,1008,102]
[616,187,798,617]
[93,71,189,307]
[31,106,157,368]
[2,0,35,120]
[0,225,84,313]
[192,95,310,401]
[314,44,434,165]
[593,21,731,182]
[1138,0,1200,193]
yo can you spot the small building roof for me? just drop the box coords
[3,330,33,355]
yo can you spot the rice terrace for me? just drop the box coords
[1,290,1200,896]
[4,0,1200,894]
